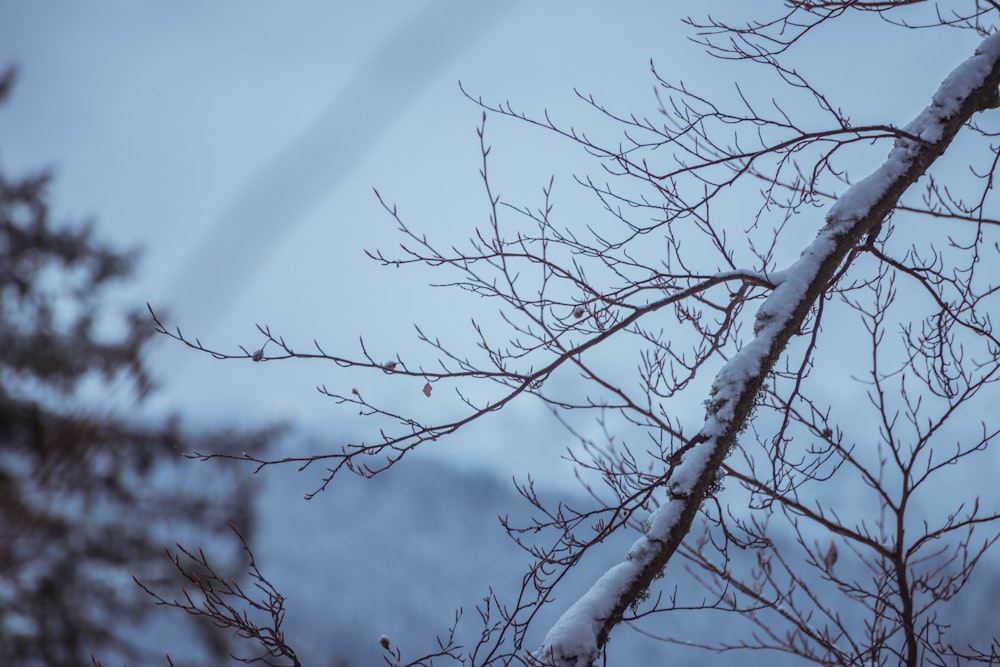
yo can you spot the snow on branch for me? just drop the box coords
[534,30,1000,667]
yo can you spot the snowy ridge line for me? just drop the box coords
[534,31,1000,667]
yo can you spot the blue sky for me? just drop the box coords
[0,2,985,483]
[0,1,708,479]
[0,0,691,315]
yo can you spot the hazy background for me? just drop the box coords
[0,2,694,443]
[1,2,977,477]
[1,3,993,665]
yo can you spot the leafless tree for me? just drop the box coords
[155,3,1000,666]
[133,525,303,667]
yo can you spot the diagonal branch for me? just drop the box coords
[534,30,1000,667]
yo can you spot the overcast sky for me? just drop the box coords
[0,2,984,483]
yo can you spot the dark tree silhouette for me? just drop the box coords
[0,67,274,667]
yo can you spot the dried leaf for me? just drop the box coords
[422,382,432,397]
[822,540,838,569]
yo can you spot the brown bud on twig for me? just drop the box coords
[822,540,838,570]
[757,550,772,576]
[379,634,391,650]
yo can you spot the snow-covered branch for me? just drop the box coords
[534,30,1000,667]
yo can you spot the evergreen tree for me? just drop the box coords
[0,67,271,666]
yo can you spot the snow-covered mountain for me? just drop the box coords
[252,452,715,666]
[248,440,1000,666]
